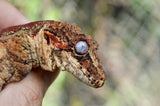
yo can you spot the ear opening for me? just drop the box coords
[44,34,50,45]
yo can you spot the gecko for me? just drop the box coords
[0,20,106,91]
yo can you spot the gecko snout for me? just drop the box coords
[90,75,106,88]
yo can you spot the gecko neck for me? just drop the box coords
[28,23,57,71]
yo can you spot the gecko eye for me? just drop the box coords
[75,41,89,54]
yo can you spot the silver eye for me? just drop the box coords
[75,41,88,54]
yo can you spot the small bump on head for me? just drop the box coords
[75,41,89,54]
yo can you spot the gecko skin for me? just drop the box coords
[0,20,106,90]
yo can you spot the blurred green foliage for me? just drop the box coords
[9,0,160,106]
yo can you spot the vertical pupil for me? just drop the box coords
[75,41,88,54]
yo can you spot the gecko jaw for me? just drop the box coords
[60,51,105,88]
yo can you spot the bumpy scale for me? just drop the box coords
[0,20,106,91]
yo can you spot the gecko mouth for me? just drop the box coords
[89,76,106,88]
[67,60,106,88]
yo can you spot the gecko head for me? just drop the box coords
[45,21,106,88]
[65,36,106,88]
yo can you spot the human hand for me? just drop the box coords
[0,1,60,105]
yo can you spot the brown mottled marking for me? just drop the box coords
[0,20,106,90]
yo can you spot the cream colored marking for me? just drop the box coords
[0,43,7,58]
